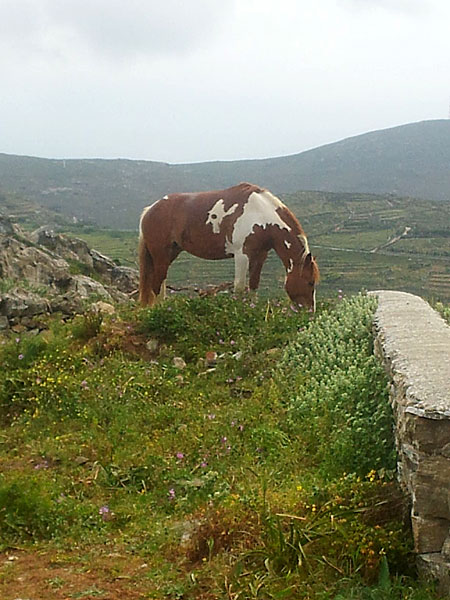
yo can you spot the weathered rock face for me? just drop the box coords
[0,217,138,331]
[0,289,51,318]
[371,290,450,590]
[0,235,71,286]
[33,229,95,268]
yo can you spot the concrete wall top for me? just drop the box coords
[370,290,450,420]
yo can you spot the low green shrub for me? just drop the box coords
[0,473,61,541]
[71,310,103,341]
[280,294,396,478]
[434,301,450,325]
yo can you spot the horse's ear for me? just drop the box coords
[304,252,312,265]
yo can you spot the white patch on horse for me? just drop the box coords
[206,199,238,234]
[139,197,166,237]
[287,258,294,273]
[226,191,291,255]
[139,205,152,235]
[284,240,291,249]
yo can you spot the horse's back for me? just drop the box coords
[139,182,300,259]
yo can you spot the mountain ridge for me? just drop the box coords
[1,119,449,229]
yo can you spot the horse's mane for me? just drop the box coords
[311,258,320,283]
[298,233,320,283]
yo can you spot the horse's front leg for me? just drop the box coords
[249,250,268,291]
[233,251,249,293]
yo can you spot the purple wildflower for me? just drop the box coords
[99,505,111,521]
[34,460,49,470]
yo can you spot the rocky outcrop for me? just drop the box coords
[0,234,71,287]
[32,228,95,267]
[371,290,450,591]
[0,216,138,332]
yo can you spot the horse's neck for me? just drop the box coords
[272,229,308,270]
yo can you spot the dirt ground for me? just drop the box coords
[0,548,156,600]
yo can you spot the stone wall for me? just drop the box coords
[370,291,450,591]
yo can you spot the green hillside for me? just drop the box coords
[1,119,450,229]
[0,189,71,228]
[0,294,439,599]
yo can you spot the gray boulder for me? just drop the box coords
[0,289,51,319]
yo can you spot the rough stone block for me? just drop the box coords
[417,553,450,596]
[412,516,449,554]
[413,456,450,520]
[371,290,450,587]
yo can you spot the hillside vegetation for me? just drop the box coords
[0,294,440,599]
[1,119,449,229]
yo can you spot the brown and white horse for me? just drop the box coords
[139,182,319,309]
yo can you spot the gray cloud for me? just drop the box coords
[340,0,432,14]
[0,0,234,61]
[0,0,449,163]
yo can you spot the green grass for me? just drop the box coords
[0,294,443,598]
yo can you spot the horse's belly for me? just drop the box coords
[177,222,231,260]
[183,240,231,261]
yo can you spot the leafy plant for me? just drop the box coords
[71,310,103,341]
[280,294,396,477]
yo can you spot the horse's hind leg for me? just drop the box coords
[139,238,157,306]
[156,244,181,302]
[150,251,173,302]
[158,280,167,302]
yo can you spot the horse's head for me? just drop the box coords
[284,253,320,311]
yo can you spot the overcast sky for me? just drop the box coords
[0,0,449,163]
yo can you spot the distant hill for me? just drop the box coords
[0,189,72,229]
[1,119,449,229]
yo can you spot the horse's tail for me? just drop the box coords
[138,234,155,306]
